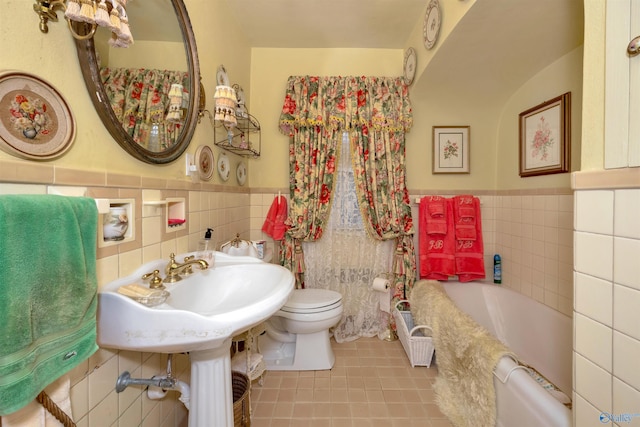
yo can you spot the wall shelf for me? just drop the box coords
[214,113,261,158]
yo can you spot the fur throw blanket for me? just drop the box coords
[409,280,516,427]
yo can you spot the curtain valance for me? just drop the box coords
[279,76,413,135]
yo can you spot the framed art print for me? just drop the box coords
[519,92,570,177]
[0,71,76,160]
[433,126,470,174]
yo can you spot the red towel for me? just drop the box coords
[419,197,455,280]
[262,195,288,240]
[453,195,485,282]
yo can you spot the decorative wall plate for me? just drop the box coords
[423,0,441,50]
[217,153,230,181]
[236,161,247,186]
[195,145,214,181]
[0,71,76,160]
[216,65,230,86]
[403,47,417,85]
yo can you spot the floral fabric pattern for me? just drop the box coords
[100,67,190,151]
[279,76,416,307]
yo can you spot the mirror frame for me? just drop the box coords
[73,0,201,164]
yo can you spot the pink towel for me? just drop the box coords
[262,195,288,240]
[419,197,455,280]
[453,196,485,282]
[422,196,447,235]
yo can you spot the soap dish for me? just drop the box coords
[131,291,170,307]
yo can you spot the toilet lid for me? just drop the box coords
[282,289,342,311]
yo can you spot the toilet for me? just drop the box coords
[259,288,343,371]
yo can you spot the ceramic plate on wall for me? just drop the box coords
[217,153,230,181]
[0,71,76,160]
[195,145,214,181]
[236,161,247,186]
[423,0,441,50]
[216,65,230,86]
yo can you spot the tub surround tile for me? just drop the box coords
[614,189,640,239]
[574,232,614,281]
[614,285,640,341]
[613,237,640,290]
[573,394,606,427]
[613,332,640,391]
[575,190,614,235]
[575,353,612,411]
[575,272,613,326]
[575,313,612,371]
[613,378,640,423]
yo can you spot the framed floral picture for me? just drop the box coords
[432,126,470,174]
[519,92,570,177]
[0,71,76,160]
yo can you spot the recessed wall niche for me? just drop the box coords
[98,199,135,248]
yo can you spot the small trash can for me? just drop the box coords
[232,371,250,427]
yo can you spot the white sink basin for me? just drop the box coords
[97,252,294,353]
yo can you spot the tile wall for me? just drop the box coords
[0,156,576,425]
[0,169,257,426]
[410,189,574,317]
[573,187,640,427]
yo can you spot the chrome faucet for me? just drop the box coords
[164,253,208,283]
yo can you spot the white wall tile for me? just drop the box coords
[613,332,640,391]
[575,353,612,411]
[614,189,640,239]
[575,313,612,371]
[575,190,614,234]
[614,237,640,290]
[575,232,614,280]
[613,378,640,426]
[614,285,640,341]
[575,272,613,326]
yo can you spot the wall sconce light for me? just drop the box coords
[32,0,134,47]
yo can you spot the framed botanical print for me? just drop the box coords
[519,92,571,177]
[432,126,470,174]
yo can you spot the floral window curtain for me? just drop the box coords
[100,67,189,151]
[345,76,417,307]
[279,76,344,288]
[279,76,416,301]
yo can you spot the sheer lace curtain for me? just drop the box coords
[303,133,394,343]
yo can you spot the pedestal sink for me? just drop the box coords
[97,252,294,426]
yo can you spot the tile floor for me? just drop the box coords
[249,337,454,427]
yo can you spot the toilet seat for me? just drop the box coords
[279,289,342,314]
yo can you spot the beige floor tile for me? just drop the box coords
[250,337,449,425]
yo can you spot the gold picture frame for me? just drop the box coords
[0,71,76,160]
[519,92,570,177]
[432,126,470,174]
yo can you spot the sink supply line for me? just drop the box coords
[115,354,191,409]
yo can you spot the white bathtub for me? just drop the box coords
[441,282,572,427]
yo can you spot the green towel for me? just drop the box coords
[0,194,99,416]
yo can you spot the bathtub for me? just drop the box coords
[441,282,572,427]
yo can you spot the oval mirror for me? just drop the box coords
[73,0,201,164]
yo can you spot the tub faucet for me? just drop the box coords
[164,253,208,283]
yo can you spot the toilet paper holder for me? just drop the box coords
[372,272,397,342]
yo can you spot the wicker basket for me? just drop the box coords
[232,371,251,427]
[393,300,435,368]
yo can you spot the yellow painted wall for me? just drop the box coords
[2,0,588,190]
[496,46,584,189]
[580,0,606,171]
[0,0,251,183]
